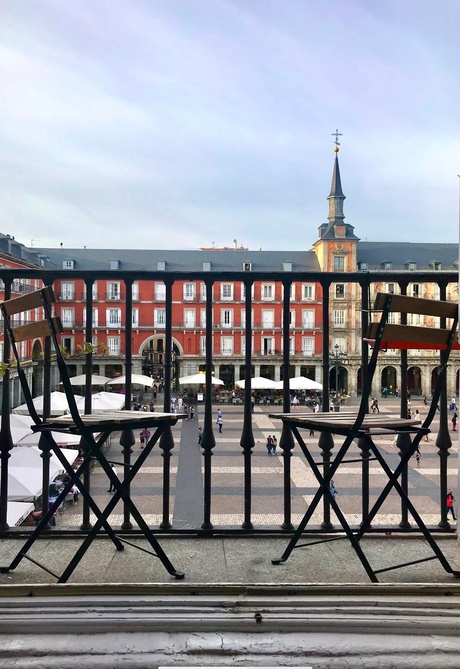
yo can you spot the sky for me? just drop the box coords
[0,0,459,251]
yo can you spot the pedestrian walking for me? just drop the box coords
[447,489,457,520]
[190,405,195,420]
[198,426,202,445]
[266,435,273,455]
[217,415,223,433]
[139,429,146,449]
[452,412,457,431]
[144,428,151,446]
[107,465,117,493]
[415,447,422,468]
[271,435,278,455]
[329,480,338,497]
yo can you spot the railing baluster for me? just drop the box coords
[159,279,174,529]
[121,279,134,530]
[437,281,452,529]
[0,278,13,531]
[280,279,294,530]
[202,279,216,530]
[240,279,254,530]
[397,281,411,529]
[80,278,94,531]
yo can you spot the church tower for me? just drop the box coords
[313,133,359,272]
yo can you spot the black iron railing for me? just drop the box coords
[0,268,457,535]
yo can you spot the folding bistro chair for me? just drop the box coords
[0,286,185,582]
[270,292,460,582]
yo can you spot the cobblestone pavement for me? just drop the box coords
[59,396,458,531]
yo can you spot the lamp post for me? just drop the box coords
[330,344,347,405]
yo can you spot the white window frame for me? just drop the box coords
[154,308,166,328]
[183,283,196,301]
[107,281,120,300]
[262,336,275,355]
[333,309,346,328]
[132,308,139,327]
[222,308,233,328]
[200,282,207,301]
[61,336,75,355]
[107,336,120,355]
[184,308,196,328]
[106,308,122,327]
[155,283,166,301]
[261,309,274,328]
[302,284,315,301]
[132,282,139,301]
[241,282,254,300]
[261,283,275,301]
[61,282,75,300]
[221,336,234,355]
[61,307,74,328]
[333,256,345,271]
[200,336,207,355]
[302,309,315,329]
[302,336,315,356]
[83,308,99,327]
[221,283,234,301]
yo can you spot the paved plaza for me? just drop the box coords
[59,396,459,530]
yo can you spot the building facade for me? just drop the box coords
[0,150,458,399]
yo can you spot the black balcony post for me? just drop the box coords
[279,279,294,530]
[121,278,135,530]
[320,280,334,529]
[240,278,255,530]
[397,280,411,529]
[0,278,13,531]
[80,278,94,531]
[39,331,53,529]
[159,279,174,529]
[359,278,371,526]
[437,281,452,529]
[202,278,216,530]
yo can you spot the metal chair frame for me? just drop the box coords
[0,287,185,582]
[271,292,460,582]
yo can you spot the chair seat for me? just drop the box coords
[269,412,421,433]
[34,411,186,433]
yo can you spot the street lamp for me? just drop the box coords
[330,344,348,403]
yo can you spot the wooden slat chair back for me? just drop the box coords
[270,292,459,582]
[0,286,184,582]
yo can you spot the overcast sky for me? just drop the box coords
[0,0,458,251]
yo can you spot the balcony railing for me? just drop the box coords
[0,267,457,539]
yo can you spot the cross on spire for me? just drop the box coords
[331,128,342,148]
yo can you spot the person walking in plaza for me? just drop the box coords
[143,427,151,447]
[139,428,146,449]
[447,489,457,520]
[452,412,457,431]
[198,426,202,445]
[271,435,278,455]
[266,435,273,455]
[329,480,338,497]
[107,465,117,493]
[217,414,223,433]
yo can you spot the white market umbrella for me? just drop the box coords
[274,376,323,391]
[8,446,78,480]
[16,429,82,448]
[179,373,224,386]
[76,393,125,412]
[0,464,43,501]
[7,501,35,527]
[236,377,278,390]
[0,414,34,445]
[12,392,83,417]
[68,374,111,386]
[105,374,154,387]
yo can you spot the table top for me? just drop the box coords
[268,411,421,432]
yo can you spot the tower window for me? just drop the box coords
[333,256,345,271]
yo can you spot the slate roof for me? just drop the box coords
[32,248,321,272]
[357,242,458,270]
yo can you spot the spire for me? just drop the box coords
[326,130,346,229]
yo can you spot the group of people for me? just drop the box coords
[265,435,278,455]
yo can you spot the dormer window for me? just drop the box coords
[157,261,166,271]
[429,261,442,270]
[109,259,120,270]
[202,261,211,271]
[282,262,293,272]
[381,261,392,270]
[357,262,368,271]
[406,261,417,271]
[243,262,252,272]
[63,259,74,270]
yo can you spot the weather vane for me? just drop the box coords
[331,128,342,151]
